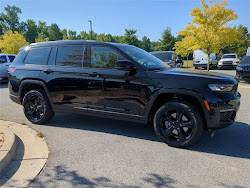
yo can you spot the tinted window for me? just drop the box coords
[0,55,7,63]
[222,55,236,59]
[8,55,16,62]
[25,48,51,65]
[56,46,85,67]
[152,53,174,62]
[48,47,57,65]
[241,56,250,64]
[12,51,28,65]
[118,46,169,70]
[91,46,126,69]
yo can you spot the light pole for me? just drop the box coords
[88,20,92,40]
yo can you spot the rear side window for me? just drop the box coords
[56,46,85,67]
[24,48,51,65]
[0,55,7,63]
[8,55,16,62]
[12,51,28,65]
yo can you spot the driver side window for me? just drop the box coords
[90,46,126,69]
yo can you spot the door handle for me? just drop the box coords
[88,72,98,77]
[43,69,54,74]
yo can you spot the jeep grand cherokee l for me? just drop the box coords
[8,40,241,148]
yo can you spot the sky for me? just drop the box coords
[0,0,249,41]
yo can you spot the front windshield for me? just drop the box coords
[222,55,236,59]
[118,46,169,70]
[241,56,250,64]
[152,53,174,62]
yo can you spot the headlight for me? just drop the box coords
[236,67,242,71]
[208,84,234,92]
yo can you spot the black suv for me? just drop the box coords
[8,40,240,147]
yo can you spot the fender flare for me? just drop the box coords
[20,79,53,105]
[143,89,211,127]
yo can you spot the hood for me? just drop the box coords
[238,63,250,68]
[149,68,237,84]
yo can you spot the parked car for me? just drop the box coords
[218,54,240,70]
[0,54,16,79]
[247,47,250,56]
[8,41,240,148]
[236,56,250,82]
[193,50,217,69]
[150,51,183,68]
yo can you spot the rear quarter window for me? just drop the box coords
[24,47,51,65]
[12,51,28,65]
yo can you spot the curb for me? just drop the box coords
[0,124,17,175]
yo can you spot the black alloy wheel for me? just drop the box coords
[154,101,203,148]
[23,90,54,124]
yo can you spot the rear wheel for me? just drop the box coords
[22,90,54,124]
[153,101,204,148]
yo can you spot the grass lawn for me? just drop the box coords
[182,60,194,68]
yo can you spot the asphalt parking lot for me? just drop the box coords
[0,69,249,188]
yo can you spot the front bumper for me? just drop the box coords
[207,92,241,129]
[218,64,237,69]
[236,71,250,81]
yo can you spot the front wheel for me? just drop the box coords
[153,101,204,148]
[22,90,54,124]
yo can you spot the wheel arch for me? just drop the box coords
[145,89,210,129]
[20,79,52,105]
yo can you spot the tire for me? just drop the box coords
[22,89,55,124]
[153,101,204,148]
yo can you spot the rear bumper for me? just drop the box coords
[206,93,240,129]
[9,93,21,104]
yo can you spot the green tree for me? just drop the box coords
[48,23,62,41]
[122,29,140,47]
[35,33,47,42]
[0,25,3,35]
[174,36,199,66]
[68,30,77,40]
[18,21,27,35]
[141,36,151,52]
[61,29,68,40]
[0,5,22,32]
[37,21,48,37]
[96,33,114,42]
[178,0,242,70]
[151,41,160,51]
[155,27,176,51]
[0,30,28,54]
[221,25,249,57]
[25,19,38,43]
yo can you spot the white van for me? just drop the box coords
[193,49,217,69]
[247,47,250,56]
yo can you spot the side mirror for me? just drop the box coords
[115,60,137,71]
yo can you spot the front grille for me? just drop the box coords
[220,111,235,122]
[243,67,250,72]
[223,61,233,65]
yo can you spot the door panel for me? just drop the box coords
[40,45,88,108]
[85,45,142,116]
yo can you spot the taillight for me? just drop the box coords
[8,68,16,71]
